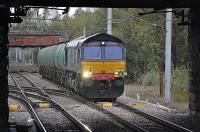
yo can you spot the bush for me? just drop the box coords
[138,67,189,103]
[139,67,188,89]
[172,67,188,90]
[172,87,188,103]
[139,70,160,86]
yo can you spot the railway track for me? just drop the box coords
[9,74,49,132]
[9,70,145,131]
[9,64,39,73]
[30,72,193,132]
[9,65,92,132]
[9,85,134,132]
[8,93,43,131]
[41,89,192,132]
[9,66,193,132]
[114,101,192,132]
[28,75,192,132]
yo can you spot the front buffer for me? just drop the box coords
[79,79,124,101]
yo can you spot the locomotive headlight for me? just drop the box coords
[118,71,124,77]
[89,71,92,75]
[82,71,92,78]
[124,72,127,76]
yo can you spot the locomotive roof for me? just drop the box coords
[65,33,123,47]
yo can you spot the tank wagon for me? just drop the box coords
[38,33,127,100]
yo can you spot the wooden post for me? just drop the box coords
[159,70,164,97]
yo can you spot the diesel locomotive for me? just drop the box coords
[37,33,127,100]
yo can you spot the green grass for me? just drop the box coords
[126,67,189,104]
[124,85,162,102]
[171,88,188,103]
[139,70,160,86]
[124,84,189,112]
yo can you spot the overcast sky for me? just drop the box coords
[68,7,78,16]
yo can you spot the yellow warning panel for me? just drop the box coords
[97,102,113,107]
[38,103,50,108]
[129,101,147,107]
[9,104,20,112]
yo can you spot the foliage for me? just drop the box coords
[171,66,189,90]
[172,87,188,103]
[13,8,188,84]
[112,9,165,83]
[139,70,160,86]
[140,67,188,89]
[50,8,107,39]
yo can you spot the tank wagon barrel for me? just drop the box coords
[38,33,127,101]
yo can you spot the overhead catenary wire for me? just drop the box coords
[21,8,170,28]
[114,8,165,30]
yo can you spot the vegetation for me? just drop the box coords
[141,67,188,88]
[13,8,189,96]
[139,67,188,103]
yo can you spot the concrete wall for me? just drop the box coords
[189,8,200,117]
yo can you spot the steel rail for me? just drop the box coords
[42,88,149,132]
[27,69,193,132]
[9,65,92,132]
[10,65,51,98]
[25,66,193,132]
[8,94,47,131]
[116,101,193,132]
[9,89,92,132]
[84,101,148,132]
[43,86,194,132]
[9,84,66,94]
[9,73,47,132]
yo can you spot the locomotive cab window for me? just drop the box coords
[82,42,125,60]
[105,46,124,60]
[83,46,101,60]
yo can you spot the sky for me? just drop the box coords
[67,7,93,17]
[68,7,78,16]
